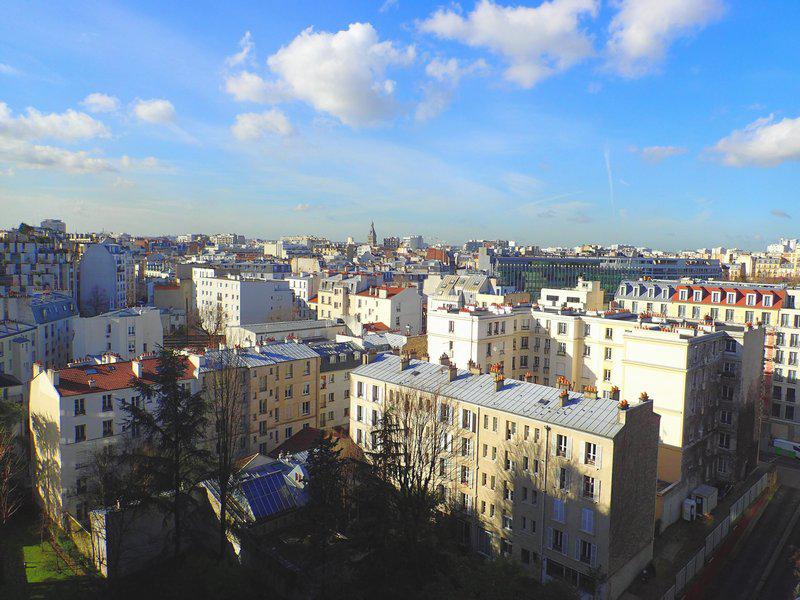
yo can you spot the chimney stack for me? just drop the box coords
[523,371,533,383]
[132,359,142,378]
[559,388,570,407]
[400,352,411,370]
[439,353,450,366]
[468,360,482,375]
[448,363,458,382]
[494,373,505,392]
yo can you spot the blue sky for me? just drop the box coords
[1,0,798,249]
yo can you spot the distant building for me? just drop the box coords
[78,242,133,316]
[0,292,77,368]
[40,219,66,233]
[225,319,347,346]
[367,221,377,247]
[537,278,605,311]
[72,307,164,361]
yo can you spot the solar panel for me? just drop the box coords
[241,470,297,519]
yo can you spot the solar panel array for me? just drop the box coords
[242,471,297,519]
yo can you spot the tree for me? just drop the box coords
[0,399,25,584]
[197,303,227,349]
[203,348,247,560]
[303,431,345,597]
[354,388,458,591]
[84,285,111,317]
[121,348,210,560]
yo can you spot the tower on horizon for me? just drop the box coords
[367,221,377,246]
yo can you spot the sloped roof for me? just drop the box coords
[56,356,196,397]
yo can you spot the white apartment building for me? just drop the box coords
[287,273,320,319]
[427,274,529,312]
[537,278,605,311]
[0,292,77,369]
[0,321,36,401]
[72,307,164,361]
[427,304,534,380]
[316,274,383,321]
[29,354,203,521]
[350,354,661,599]
[225,319,347,347]
[192,267,294,327]
[349,285,424,335]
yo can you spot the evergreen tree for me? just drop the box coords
[121,348,210,560]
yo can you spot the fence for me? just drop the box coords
[660,471,773,600]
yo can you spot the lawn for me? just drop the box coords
[1,509,87,600]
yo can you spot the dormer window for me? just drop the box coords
[693,290,703,302]
[712,291,721,303]
[746,293,757,306]
[679,290,689,301]
[726,292,736,304]
[764,294,773,307]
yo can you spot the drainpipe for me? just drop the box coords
[540,424,551,581]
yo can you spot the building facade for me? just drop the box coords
[71,307,164,361]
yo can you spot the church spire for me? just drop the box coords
[368,221,377,246]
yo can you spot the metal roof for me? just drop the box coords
[353,353,626,439]
[201,342,320,371]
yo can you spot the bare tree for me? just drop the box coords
[84,285,110,317]
[0,400,25,584]
[202,348,247,560]
[197,303,228,349]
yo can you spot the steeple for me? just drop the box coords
[368,221,377,246]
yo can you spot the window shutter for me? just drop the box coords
[565,437,572,459]
[562,532,568,555]
[565,468,571,490]
[596,480,601,503]
[595,444,602,469]
[574,539,581,561]
[547,526,553,549]
[591,544,598,568]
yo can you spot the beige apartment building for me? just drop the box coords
[537,278,605,311]
[349,353,660,599]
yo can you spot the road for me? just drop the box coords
[705,486,800,600]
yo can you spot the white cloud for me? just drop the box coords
[0,136,115,173]
[81,93,120,113]
[226,31,255,67]
[419,0,597,88]
[426,57,487,84]
[0,101,109,141]
[226,23,415,127]
[231,109,293,140]
[224,71,290,104]
[0,63,19,75]
[133,98,176,124]
[292,203,311,212]
[380,0,398,13]
[606,0,724,77]
[639,145,687,162]
[119,155,166,170]
[712,115,800,167]
[416,57,487,121]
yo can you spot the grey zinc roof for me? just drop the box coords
[353,354,625,439]
[202,342,320,371]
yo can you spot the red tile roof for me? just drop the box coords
[671,284,785,310]
[56,356,196,397]
[362,321,391,332]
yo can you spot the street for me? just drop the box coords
[704,486,800,599]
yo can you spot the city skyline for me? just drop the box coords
[2,0,799,249]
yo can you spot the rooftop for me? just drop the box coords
[201,342,320,371]
[231,319,341,335]
[353,354,629,438]
[56,355,196,397]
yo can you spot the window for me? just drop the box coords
[371,385,380,402]
[551,528,564,553]
[558,323,567,335]
[746,293,756,306]
[605,328,613,340]
[301,401,310,415]
[102,420,113,437]
[725,309,734,321]
[583,475,598,501]
[302,383,310,396]
[584,442,597,466]
[720,410,732,425]
[285,426,293,439]
[502,513,513,530]
[356,405,363,422]
[679,290,689,301]
[553,498,566,523]
[448,320,455,333]
[102,394,113,412]
[579,540,596,566]
[787,405,796,421]
[581,508,595,534]
[74,424,86,443]
[76,477,87,495]
[357,381,364,398]
[556,434,568,457]
[604,347,612,360]
[74,398,85,416]
[718,432,731,449]
[693,290,703,302]
[558,467,570,491]
[764,294,773,307]
[726,292,736,304]
[284,386,293,399]
[603,369,611,382]
[583,345,591,357]
[712,291,721,303]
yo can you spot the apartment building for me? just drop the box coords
[192,267,294,327]
[78,241,134,315]
[0,321,36,401]
[537,278,605,311]
[350,285,424,335]
[202,343,321,455]
[225,319,347,347]
[311,341,361,429]
[286,273,320,319]
[0,228,74,296]
[349,354,660,599]
[29,354,202,521]
[315,273,383,321]
[427,303,535,380]
[427,274,529,312]
[615,279,791,446]
[71,307,164,361]
[0,292,77,369]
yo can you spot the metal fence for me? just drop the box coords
[661,471,773,600]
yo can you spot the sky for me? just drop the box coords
[0,0,798,250]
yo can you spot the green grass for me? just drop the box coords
[1,509,89,600]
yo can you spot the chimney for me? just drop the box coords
[523,371,533,383]
[439,353,450,366]
[132,359,142,378]
[494,373,505,392]
[448,363,458,382]
[582,385,598,400]
[400,352,411,370]
[556,376,571,392]
[468,360,482,375]
[362,350,377,365]
[559,388,570,407]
